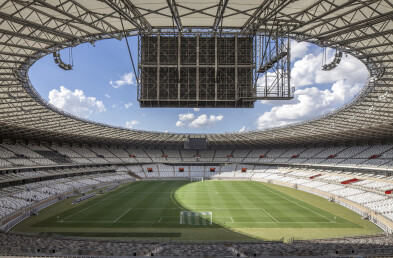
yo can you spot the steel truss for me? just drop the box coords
[0,0,390,148]
[138,31,256,108]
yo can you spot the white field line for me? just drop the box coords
[60,220,336,224]
[60,182,140,222]
[252,182,335,223]
[214,217,234,222]
[218,221,336,224]
[60,221,114,223]
[159,216,163,223]
[114,208,132,222]
[134,191,221,193]
[260,207,279,222]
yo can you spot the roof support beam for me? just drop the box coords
[323,29,393,48]
[0,11,82,41]
[242,0,292,32]
[101,0,150,31]
[289,0,359,33]
[241,0,273,30]
[166,0,182,31]
[213,0,229,31]
[0,28,72,47]
[0,41,51,53]
[14,0,117,38]
[0,51,36,58]
[119,0,152,31]
[302,10,393,42]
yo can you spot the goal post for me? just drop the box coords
[180,211,212,225]
[190,177,203,182]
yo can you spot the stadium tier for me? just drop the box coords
[1,0,393,257]
[3,144,393,169]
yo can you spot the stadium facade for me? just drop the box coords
[0,0,393,257]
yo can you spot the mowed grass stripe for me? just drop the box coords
[37,180,363,230]
[59,181,144,222]
[211,181,241,223]
[116,181,180,225]
[240,182,282,223]
[252,182,333,223]
[251,182,360,227]
[245,182,306,224]
[220,182,269,224]
[63,181,169,224]
[152,181,184,224]
[238,181,280,223]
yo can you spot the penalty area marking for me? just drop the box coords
[114,208,132,222]
[252,182,335,223]
[260,207,279,222]
[58,182,141,222]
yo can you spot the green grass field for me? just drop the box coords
[13,180,382,241]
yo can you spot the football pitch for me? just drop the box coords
[13,180,382,241]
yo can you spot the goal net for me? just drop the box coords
[190,177,203,182]
[180,211,212,225]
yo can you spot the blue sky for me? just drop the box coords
[29,37,368,134]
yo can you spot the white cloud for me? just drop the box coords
[124,102,133,109]
[176,113,224,128]
[291,50,367,89]
[315,54,367,85]
[109,72,135,88]
[105,94,111,98]
[48,86,106,118]
[125,120,140,129]
[256,80,362,129]
[291,53,321,88]
[238,126,247,133]
[291,40,310,60]
[179,113,195,121]
[176,121,186,127]
[176,113,195,127]
[189,114,223,128]
[256,44,367,130]
[193,108,200,112]
[259,49,367,107]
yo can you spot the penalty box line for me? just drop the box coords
[252,181,336,223]
[113,208,133,222]
[59,182,141,223]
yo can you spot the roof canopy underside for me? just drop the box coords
[0,0,392,148]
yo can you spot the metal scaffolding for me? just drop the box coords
[138,32,255,108]
[255,32,292,100]
[0,0,391,148]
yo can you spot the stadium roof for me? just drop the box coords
[0,0,392,148]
